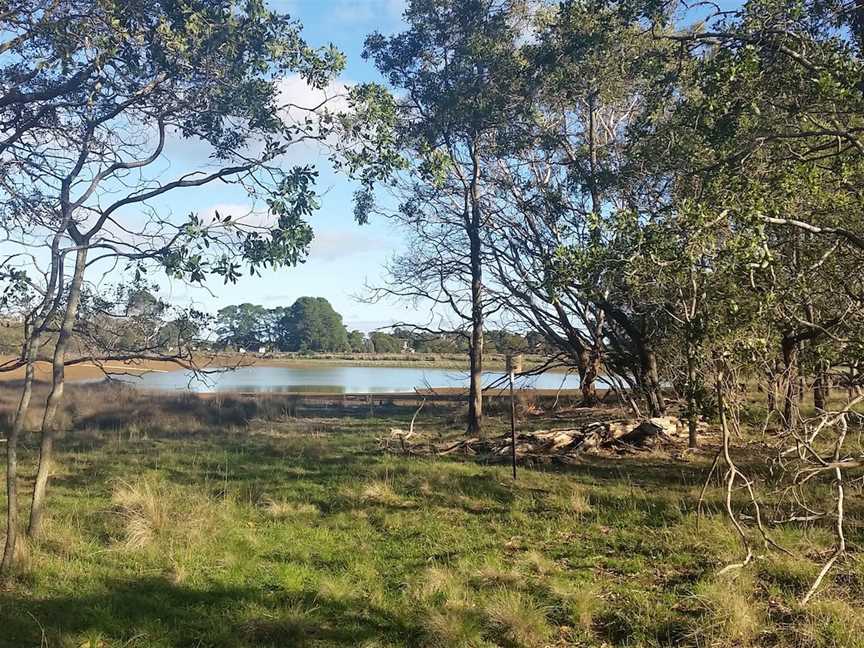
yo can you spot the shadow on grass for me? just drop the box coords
[0,576,416,647]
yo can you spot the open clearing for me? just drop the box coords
[0,385,862,647]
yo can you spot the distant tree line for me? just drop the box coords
[214,299,542,355]
[215,298,349,352]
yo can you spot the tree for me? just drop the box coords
[345,0,532,434]
[1,0,344,572]
[485,0,679,410]
[278,297,349,352]
[216,304,269,350]
[660,0,864,426]
[370,331,404,353]
[347,329,371,352]
[645,0,864,594]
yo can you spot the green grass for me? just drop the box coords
[0,396,862,647]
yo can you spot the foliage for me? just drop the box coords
[278,297,350,353]
[215,298,349,353]
[369,331,404,354]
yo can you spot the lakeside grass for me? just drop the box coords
[0,387,862,647]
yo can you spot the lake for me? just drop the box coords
[108,364,585,394]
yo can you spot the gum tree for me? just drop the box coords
[0,0,343,573]
[662,0,864,597]
[344,0,532,435]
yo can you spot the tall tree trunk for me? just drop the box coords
[813,359,829,411]
[580,349,598,405]
[685,340,699,448]
[467,229,483,434]
[782,337,799,430]
[1,342,38,575]
[467,279,483,436]
[641,349,666,417]
[466,146,483,436]
[28,246,88,539]
[581,94,604,408]
[580,308,605,406]
[2,229,66,576]
[766,361,779,413]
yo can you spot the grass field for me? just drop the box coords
[0,386,862,647]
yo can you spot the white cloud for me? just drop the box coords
[199,201,386,260]
[277,74,353,127]
[309,228,387,261]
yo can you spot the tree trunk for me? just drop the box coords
[28,246,88,539]
[580,309,605,407]
[466,146,483,437]
[581,97,603,408]
[467,229,483,435]
[641,349,666,417]
[766,362,778,413]
[577,347,597,405]
[813,366,826,411]
[685,340,699,449]
[813,358,829,412]
[1,343,38,576]
[781,337,799,430]
[2,229,66,576]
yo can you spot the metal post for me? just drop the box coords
[510,368,517,479]
[507,354,518,480]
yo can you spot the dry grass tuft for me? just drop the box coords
[472,562,520,589]
[411,566,465,604]
[518,550,558,576]
[563,484,592,515]
[112,477,216,550]
[483,589,552,648]
[112,478,170,549]
[547,578,600,631]
[692,574,763,647]
[0,533,31,574]
[421,605,485,648]
[261,497,319,518]
[796,598,864,648]
[361,479,404,507]
[317,574,360,602]
[455,494,493,513]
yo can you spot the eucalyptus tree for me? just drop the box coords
[216,303,271,350]
[485,0,681,410]
[0,0,344,573]
[657,0,864,597]
[344,0,533,434]
[664,0,864,421]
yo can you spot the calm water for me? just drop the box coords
[108,364,585,394]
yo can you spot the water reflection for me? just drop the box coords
[107,364,588,394]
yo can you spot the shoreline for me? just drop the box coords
[0,352,571,384]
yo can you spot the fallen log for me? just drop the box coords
[382,416,692,460]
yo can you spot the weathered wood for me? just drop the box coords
[381,416,696,461]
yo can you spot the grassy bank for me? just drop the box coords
[0,386,862,647]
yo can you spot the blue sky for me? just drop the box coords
[152,0,411,332]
